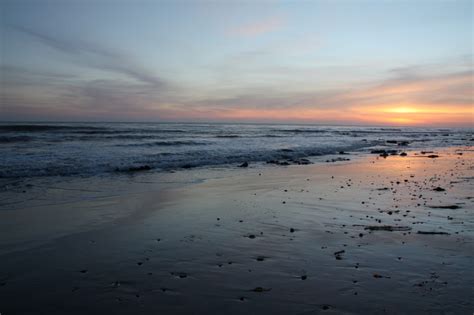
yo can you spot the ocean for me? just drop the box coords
[0,122,472,179]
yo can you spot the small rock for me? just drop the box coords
[417,231,450,235]
[428,205,460,209]
[252,287,271,292]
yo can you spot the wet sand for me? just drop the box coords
[0,147,473,314]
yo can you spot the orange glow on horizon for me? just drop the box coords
[383,107,421,114]
[153,71,473,126]
[374,105,472,115]
[156,103,473,127]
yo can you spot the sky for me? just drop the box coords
[1,0,473,126]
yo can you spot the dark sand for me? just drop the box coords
[0,147,473,314]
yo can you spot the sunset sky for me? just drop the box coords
[1,0,473,126]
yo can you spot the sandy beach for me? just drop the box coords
[2,0,473,313]
[0,146,472,314]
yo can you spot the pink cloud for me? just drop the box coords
[228,16,285,37]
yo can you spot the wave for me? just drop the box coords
[272,129,327,133]
[262,134,286,138]
[1,122,469,180]
[71,129,185,135]
[215,135,240,138]
[119,140,210,147]
[0,140,380,178]
[378,128,402,131]
[0,125,106,132]
[0,135,33,143]
[73,134,162,141]
[0,124,187,135]
[131,140,381,171]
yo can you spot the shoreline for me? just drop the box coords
[0,145,473,314]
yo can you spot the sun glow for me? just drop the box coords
[383,107,421,114]
[345,103,473,126]
[377,105,472,115]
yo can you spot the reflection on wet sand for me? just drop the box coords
[0,147,472,314]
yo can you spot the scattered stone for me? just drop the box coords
[428,205,460,209]
[252,287,271,292]
[433,187,446,192]
[334,250,345,260]
[371,149,398,157]
[365,225,411,231]
[417,231,450,235]
[326,157,350,163]
[292,158,312,165]
[171,272,188,278]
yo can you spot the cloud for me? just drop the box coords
[227,16,285,37]
[0,62,178,121]
[173,63,473,126]
[1,46,472,126]
[10,26,165,87]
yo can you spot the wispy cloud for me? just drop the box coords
[2,48,472,126]
[227,16,285,37]
[175,63,473,126]
[10,26,165,87]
